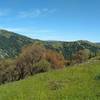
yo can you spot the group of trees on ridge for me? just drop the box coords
[0,43,99,85]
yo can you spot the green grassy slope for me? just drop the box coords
[0,61,100,100]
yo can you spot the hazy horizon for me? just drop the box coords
[0,0,100,42]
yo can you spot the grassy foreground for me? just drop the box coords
[0,61,100,100]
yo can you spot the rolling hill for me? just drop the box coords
[0,60,99,100]
[0,29,100,100]
[0,29,100,59]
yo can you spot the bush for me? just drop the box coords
[32,60,51,74]
[73,49,90,63]
[65,60,71,66]
[94,74,100,80]
[45,50,65,69]
[0,59,16,84]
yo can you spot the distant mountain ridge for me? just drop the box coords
[0,29,100,59]
[43,40,100,59]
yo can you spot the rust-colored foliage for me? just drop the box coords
[45,50,65,69]
[16,43,46,78]
[16,43,65,80]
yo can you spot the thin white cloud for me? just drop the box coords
[0,27,54,39]
[0,27,52,34]
[0,9,10,16]
[18,8,56,18]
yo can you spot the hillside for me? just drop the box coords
[44,40,100,60]
[0,29,100,59]
[0,29,100,100]
[0,29,34,58]
[96,43,100,46]
[0,60,99,100]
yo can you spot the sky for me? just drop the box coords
[0,0,100,42]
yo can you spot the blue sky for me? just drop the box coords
[0,0,100,42]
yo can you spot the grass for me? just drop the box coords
[0,61,100,100]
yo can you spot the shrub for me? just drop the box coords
[32,59,51,74]
[94,74,100,80]
[45,50,65,69]
[48,80,64,90]
[73,49,90,63]
[0,59,16,84]
[65,60,71,66]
